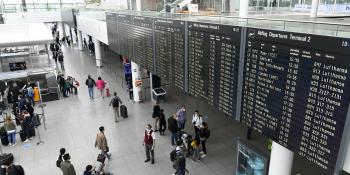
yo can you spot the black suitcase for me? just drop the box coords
[0,128,9,146]
[0,153,14,166]
[120,105,128,118]
[19,131,26,142]
[29,127,35,137]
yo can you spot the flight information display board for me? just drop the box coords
[132,16,154,72]
[241,28,350,172]
[116,14,133,58]
[188,22,241,116]
[154,18,186,90]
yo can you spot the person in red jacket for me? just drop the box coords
[142,124,156,164]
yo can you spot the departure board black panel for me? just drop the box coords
[131,16,154,72]
[154,18,186,90]
[106,13,116,53]
[188,22,241,116]
[241,28,350,172]
[116,14,133,58]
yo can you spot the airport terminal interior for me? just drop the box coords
[0,0,350,175]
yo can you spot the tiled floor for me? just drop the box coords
[0,43,330,175]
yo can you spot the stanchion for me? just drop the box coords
[0,141,3,154]
[36,125,44,145]
[36,104,46,145]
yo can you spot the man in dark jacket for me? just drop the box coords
[168,114,178,146]
[85,75,96,99]
[60,154,76,175]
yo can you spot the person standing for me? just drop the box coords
[60,153,76,175]
[95,126,111,159]
[4,116,16,146]
[159,109,166,135]
[95,77,106,98]
[21,111,32,142]
[176,106,186,130]
[152,102,161,132]
[109,92,123,122]
[191,110,203,137]
[143,124,155,164]
[168,114,178,146]
[56,148,66,168]
[199,122,210,158]
[174,147,189,175]
[85,75,96,99]
[58,51,65,71]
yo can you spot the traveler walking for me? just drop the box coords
[143,124,155,164]
[83,165,93,175]
[95,126,111,159]
[58,51,65,71]
[85,75,96,99]
[96,77,106,98]
[21,111,32,143]
[191,110,203,137]
[56,148,66,168]
[168,114,178,146]
[83,38,87,49]
[152,102,161,132]
[159,109,166,135]
[60,153,76,175]
[109,92,123,122]
[1,155,25,175]
[4,116,16,146]
[176,106,186,130]
[173,147,189,175]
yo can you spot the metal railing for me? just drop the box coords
[107,10,350,38]
[0,3,86,13]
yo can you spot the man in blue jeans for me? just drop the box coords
[168,114,179,146]
[85,75,96,99]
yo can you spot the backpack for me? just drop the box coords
[112,97,120,107]
[87,79,94,87]
[200,128,210,139]
[205,129,211,139]
[56,155,62,167]
[170,149,177,162]
[11,165,25,175]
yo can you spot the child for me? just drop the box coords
[191,136,201,162]
[159,109,166,135]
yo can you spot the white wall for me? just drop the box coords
[3,11,62,24]
[76,15,108,45]
[101,0,128,9]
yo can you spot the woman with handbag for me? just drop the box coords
[94,126,111,159]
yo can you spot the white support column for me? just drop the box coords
[136,0,142,11]
[150,72,154,102]
[310,0,319,17]
[61,22,66,36]
[69,26,73,43]
[343,140,350,172]
[239,0,249,20]
[77,30,83,51]
[94,38,102,67]
[131,61,142,102]
[268,141,294,175]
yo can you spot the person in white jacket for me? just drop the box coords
[192,110,203,137]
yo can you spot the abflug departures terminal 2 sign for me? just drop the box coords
[241,28,350,172]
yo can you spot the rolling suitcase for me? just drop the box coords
[0,128,9,146]
[19,130,26,142]
[120,105,128,118]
